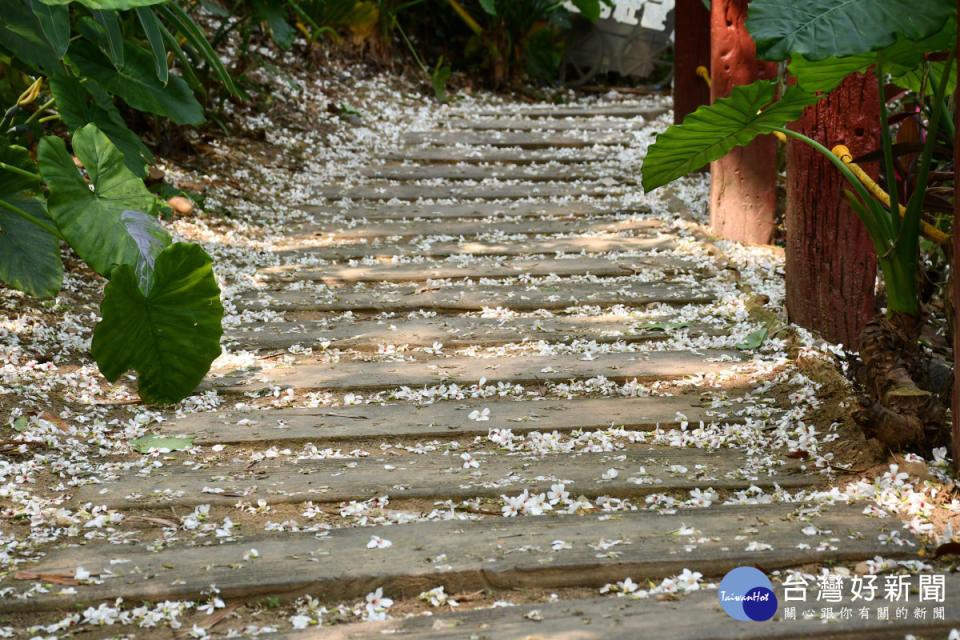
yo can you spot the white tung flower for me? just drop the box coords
[367,535,392,549]
[468,408,491,422]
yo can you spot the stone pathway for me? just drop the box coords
[4,99,955,637]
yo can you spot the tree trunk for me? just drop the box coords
[673,0,711,125]
[952,0,960,469]
[708,0,778,244]
[785,72,879,348]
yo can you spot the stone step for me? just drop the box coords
[209,350,748,393]
[401,131,634,148]
[74,447,814,510]
[311,183,620,202]
[444,118,649,131]
[360,164,634,183]
[162,395,739,445]
[5,503,906,613]
[276,236,678,260]
[294,217,663,242]
[287,578,960,640]
[259,255,703,285]
[300,202,641,221]
[237,280,714,314]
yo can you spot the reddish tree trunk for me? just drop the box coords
[673,0,711,125]
[785,72,879,348]
[709,0,777,244]
[952,1,960,469]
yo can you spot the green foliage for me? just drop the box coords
[92,242,223,405]
[641,82,821,192]
[645,0,957,317]
[0,139,62,298]
[746,0,955,61]
[129,433,195,453]
[39,124,168,278]
[443,0,609,87]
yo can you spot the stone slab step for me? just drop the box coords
[294,217,663,242]
[162,395,738,445]
[472,105,668,119]
[360,164,634,183]
[401,131,634,148]
[237,281,713,314]
[209,350,748,393]
[74,447,813,510]
[300,202,641,221]
[226,316,717,351]
[6,503,912,612]
[381,149,609,164]
[276,236,678,260]
[444,118,649,131]
[288,580,960,640]
[311,183,619,202]
[259,255,703,284]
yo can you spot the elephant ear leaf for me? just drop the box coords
[641,80,821,192]
[92,242,224,404]
[38,123,169,278]
[746,0,955,61]
[0,138,63,298]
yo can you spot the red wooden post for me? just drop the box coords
[785,72,879,348]
[709,0,777,244]
[673,0,711,125]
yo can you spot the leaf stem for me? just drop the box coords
[876,58,900,234]
[0,162,41,181]
[0,199,64,239]
[23,98,57,126]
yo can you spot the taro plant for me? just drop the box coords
[0,122,223,404]
[641,0,957,451]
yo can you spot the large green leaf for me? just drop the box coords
[788,54,873,93]
[252,0,296,49]
[35,0,169,8]
[29,0,70,57]
[38,124,169,277]
[0,0,66,75]
[50,75,153,177]
[0,195,63,298]
[68,34,204,125]
[641,81,821,192]
[135,6,168,84]
[91,9,125,68]
[789,18,956,93]
[571,0,602,22]
[0,139,62,298]
[746,0,955,62]
[479,0,497,16]
[91,242,223,404]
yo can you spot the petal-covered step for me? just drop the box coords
[5,503,910,613]
[237,281,714,314]
[161,395,741,445]
[258,255,704,285]
[208,350,751,393]
[401,131,635,147]
[73,446,816,510]
[226,315,720,350]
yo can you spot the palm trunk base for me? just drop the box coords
[852,313,948,452]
